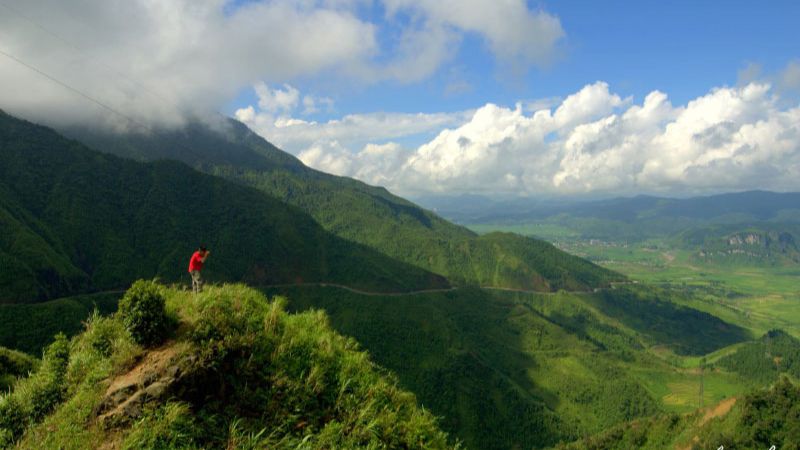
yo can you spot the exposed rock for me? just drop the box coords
[95,344,194,427]
[728,233,761,246]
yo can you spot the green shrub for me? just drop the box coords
[189,286,281,364]
[82,309,127,357]
[0,395,26,446]
[27,334,70,422]
[0,333,70,445]
[5,285,455,449]
[118,280,169,347]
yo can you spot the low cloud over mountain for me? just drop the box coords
[0,0,562,129]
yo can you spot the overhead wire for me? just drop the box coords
[0,2,259,277]
[0,0,182,115]
[0,0,254,187]
[0,47,150,131]
[0,42,228,178]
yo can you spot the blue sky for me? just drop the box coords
[2,0,799,197]
[224,0,800,117]
[220,0,800,198]
[539,0,799,104]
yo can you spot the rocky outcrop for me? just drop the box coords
[95,344,197,427]
[727,233,762,246]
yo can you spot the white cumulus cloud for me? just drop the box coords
[0,0,565,129]
[383,0,564,70]
[254,83,301,114]
[0,0,377,129]
[268,81,800,197]
[236,83,472,155]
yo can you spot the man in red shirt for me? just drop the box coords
[188,245,210,293]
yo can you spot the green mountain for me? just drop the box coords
[715,330,800,384]
[62,119,621,291]
[0,110,447,303]
[560,376,800,450]
[424,191,800,225]
[5,111,768,448]
[426,191,800,243]
[0,292,119,354]
[0,283,455,449]
[679,224,800,265]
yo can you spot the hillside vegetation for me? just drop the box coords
[716,330,800,385]
[269,284,750,448]
[560,377,800,449]
[0,282,455,449]
[2,282,756,448]
[0,110,447,303]
[0,292,119,354]
[679,224,800,266]
[64,118,622,291]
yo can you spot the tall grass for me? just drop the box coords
[3,283,456,449]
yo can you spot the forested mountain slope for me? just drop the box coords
[678,224,800,265]
[561,376,800,450]
[0,111,446,302]
[64,118,621,291]
[272,284,750,449]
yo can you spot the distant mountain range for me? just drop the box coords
[416,191,800,225]
[421,192,800,255]
[678,224,800,265]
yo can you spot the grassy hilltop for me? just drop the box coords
[0,283,455,449]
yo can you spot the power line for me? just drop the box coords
[0,0,183,116]
[0,47,149,131]
[0,45,214,168]
[0,2,84,52]
[0,4,216,159]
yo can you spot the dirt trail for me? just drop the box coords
[263,282,458,297]
[675,397,738,450]
[267,281,633,297]
[700,397,737,425]
[86,279,634,301]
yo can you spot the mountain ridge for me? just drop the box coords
[0,110,448,302]
[419,190,800,225]
[59,115,622,291]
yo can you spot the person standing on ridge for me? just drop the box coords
[188,245,210,293]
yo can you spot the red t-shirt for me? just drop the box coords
[188,251,205,272]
